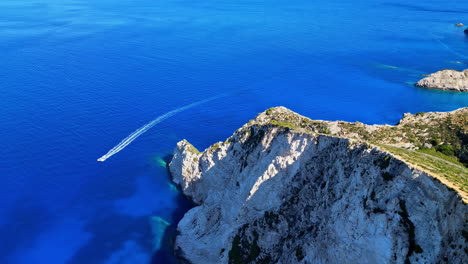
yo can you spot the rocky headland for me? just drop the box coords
[415,69,468,92]
[169,107,467,264]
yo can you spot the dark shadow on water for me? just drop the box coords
[0,199,51,263]
[162,154,174,166]
[150,193,194,264]
[150,155,196,264]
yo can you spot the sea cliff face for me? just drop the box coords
[169,107,467,264]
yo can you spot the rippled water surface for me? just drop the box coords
[0,0,467,263]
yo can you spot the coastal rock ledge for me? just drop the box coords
[415,69,468,92]
[169,107,467,264]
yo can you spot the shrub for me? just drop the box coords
[382,172,393,181]
[295,247,304,261]
[265,108,274,115]
[458,146,468,166]
[319,126,331,134]
[436,145,456,156]
[381,156,391,169]
[212,143,221,150]
[430,138,440,146]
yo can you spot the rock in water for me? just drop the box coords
[465,27,468,35]
[454,23,464,27]
[169,107,468,264]
[415,69,468,92]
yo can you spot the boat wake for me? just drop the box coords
[432,34,468,60]
[97,95,225,162]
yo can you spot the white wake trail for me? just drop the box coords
[97,95,224,162]
[432,34,468,60]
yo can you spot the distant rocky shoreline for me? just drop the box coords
[416,69,468,92]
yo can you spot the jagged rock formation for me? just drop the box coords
[169,107,468,264]
[415,69,468,92]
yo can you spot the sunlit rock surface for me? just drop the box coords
[416,69,468,92]
[170,107,467,264]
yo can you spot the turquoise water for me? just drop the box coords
[0,0,467,263]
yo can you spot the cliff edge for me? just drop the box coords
[169,107,467,264]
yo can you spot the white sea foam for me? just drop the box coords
[97,95,224,162]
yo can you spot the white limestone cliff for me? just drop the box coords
[169,107,467,264]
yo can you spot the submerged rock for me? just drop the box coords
[465,27,468,35]
[169,107,467,264]
[415,69,468,92]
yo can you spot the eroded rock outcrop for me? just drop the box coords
[415,69,468,92]
[169,107,467,264]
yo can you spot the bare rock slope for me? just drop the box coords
[169,107,468,264]
[415,69,468,92]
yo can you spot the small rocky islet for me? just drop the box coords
[413,25,468,92]
[415,69,468,92]
[454,22,468,34]
[169,106,467,264]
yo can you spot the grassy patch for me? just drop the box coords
[185,141,201,154]
[212,142,221,150]
[269,120,297,130]
[319,126,331,135]
[417,148,464,166]
[377,144,468,194]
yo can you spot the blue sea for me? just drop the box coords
[0,0,467,263]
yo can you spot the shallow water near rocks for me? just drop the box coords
[0,0,467,263]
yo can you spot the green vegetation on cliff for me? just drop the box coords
[254,107,468,200]
[183,140,201,154]
[378,144,467,194]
